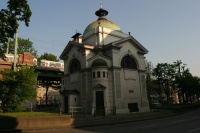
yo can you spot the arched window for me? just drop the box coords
[121,55,137,70]
[70,58,81,73]
[92,59,107,67]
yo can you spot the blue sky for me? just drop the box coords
[1,0,200,76]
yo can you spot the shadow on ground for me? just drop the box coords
[0,115,22,132]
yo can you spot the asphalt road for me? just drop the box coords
[22,109,200,133]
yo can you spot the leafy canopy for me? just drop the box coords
[0,0,32,43]
[38,52,59,62]
[0,67,37,112]
[152,60,200,104]
[5,37,37,57]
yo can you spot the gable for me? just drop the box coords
[60,41,86,60]
[111,36,148,54]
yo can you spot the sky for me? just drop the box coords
[1,0,200,77]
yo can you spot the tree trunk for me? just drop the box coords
[46,86,49,105]
[182,89,185,105]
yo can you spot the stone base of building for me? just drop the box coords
[116,108,130,114]
[139,107,150,112]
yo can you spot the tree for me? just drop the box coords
[37,53,60,105]
[173,60,189,104]
[0,67,37,112]
[145,60,155,103]
[0,0,32,44]
[153,63,176,103]
[37,80,61,105]
[152,60,200,105]
[192,77,200,100]
[1,37,38,58]
[176,69,200,104]
[0,43,7,59]
[38,52,59,62]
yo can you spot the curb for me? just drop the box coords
[72,113,176,128]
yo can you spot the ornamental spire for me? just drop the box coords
[95,3,108,20]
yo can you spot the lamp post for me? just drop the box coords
[13,29,18,72]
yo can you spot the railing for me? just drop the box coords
[70,107,84,118]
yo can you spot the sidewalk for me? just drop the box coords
[71,110,175,127]
[0,110,176,132]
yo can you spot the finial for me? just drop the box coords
[100,2,102,9]
[95,2,108,19]
[98,22,101,27]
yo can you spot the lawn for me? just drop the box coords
[0,112,66,118]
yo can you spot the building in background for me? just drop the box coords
[0,52,64,111]
[0,52,37,79]
[60,5,149,115]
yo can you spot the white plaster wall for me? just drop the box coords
[59,95,65,113]
[83,27,129,47]
[91,67,109,87]
[63,46,85,74]
[61,25,149,114]
[69,94,79,107]
[111,41,148,113]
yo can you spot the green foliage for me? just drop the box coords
[152,60,200,104]
[0,0,32,44]
[153,63,176,103]
[0,43,7,59]
[145,60,156,102]
[38,52,59,63]
[5,37,37,57]
[176,70,200,103]
[0,67,37,112]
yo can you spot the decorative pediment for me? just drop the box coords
[93,84,106,90]
[88,53,111,62]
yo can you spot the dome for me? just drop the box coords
[92,59,107,67]
[83,19,122,35]
[83,5,122,36]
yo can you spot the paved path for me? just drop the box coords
[21,109,200,133]
[77,109,200,133]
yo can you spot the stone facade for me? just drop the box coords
[60,6,149,115]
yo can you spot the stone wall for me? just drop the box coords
[0,116,72,130]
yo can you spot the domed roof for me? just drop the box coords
[83,19,122,35]
[83,4,122,36]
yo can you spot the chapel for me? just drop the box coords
[60,4,149,115]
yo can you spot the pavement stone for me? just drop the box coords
[71,110,175,127]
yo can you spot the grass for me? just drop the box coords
[0,111,67,118]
